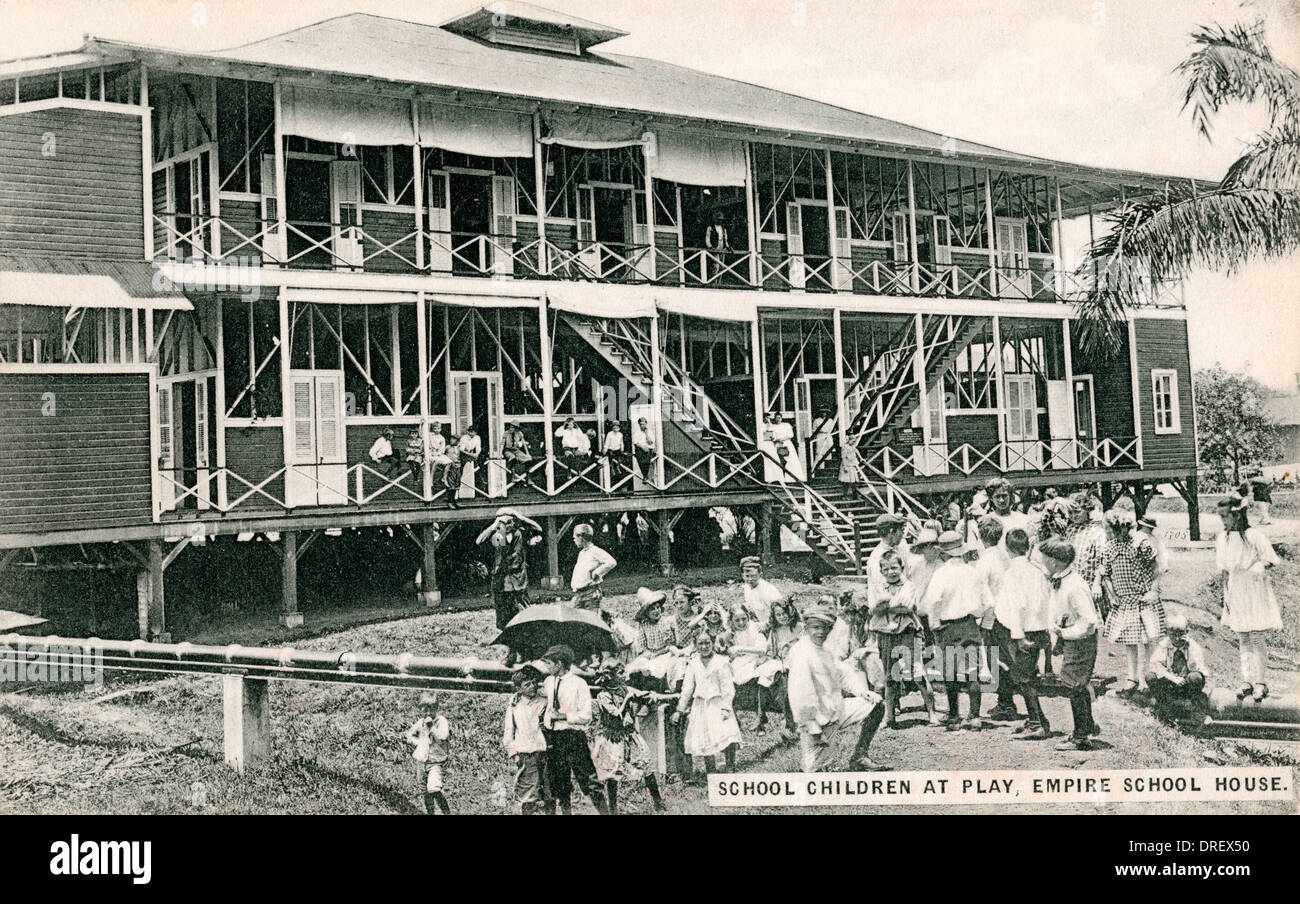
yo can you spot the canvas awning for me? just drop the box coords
[281,85,414,146]
[0,271,192,310]
[541,111,650,149]
[656,290,756,322]
[418,101,533,158]
[648,132,746,187]
[544,283,655,318]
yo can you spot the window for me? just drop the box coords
[1152,369,1181,435]
[359,146,415,206]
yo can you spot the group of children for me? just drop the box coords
[402,479,1282,810]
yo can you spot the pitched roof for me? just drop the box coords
[213,13,1044,165]
[0,256,191,304]
[5,9,1193,188]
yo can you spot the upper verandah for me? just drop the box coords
[0,6,1198,305]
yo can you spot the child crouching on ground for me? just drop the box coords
[1146,611,1210,722]
[405,692,452,814]
[502,665,550,815]
[1041,538,1101,751]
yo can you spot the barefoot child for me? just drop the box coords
[502,666,549,814]
[405,692,452,814]
[672,631,743,774]
[1041,538,1101,751]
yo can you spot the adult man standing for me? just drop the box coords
[866,513,910,598]
[476,508,543,636]
[787,601,888,772]
[631,416,656,484]
[570,523,617,610]
[739,555,782,625]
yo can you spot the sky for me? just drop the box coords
[2,0,1298,390]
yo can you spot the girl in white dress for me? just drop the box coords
[671,631,743,772]
[1217,498,1281,702]
[726,604,783,688]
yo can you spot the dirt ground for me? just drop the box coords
[2,516,1297,816]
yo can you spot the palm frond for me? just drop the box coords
[1073,185,1300,356]
[1177,20,1300,139]
[1222,124,1300,188]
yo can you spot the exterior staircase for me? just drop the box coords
[813,314,986,481]
[561,312,929,576]
[559,314,751,457]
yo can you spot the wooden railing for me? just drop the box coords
[150,211,1183,308]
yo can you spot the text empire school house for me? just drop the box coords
[0,2,1198,640]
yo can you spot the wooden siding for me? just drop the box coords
[0,372,152,533]
[223,425,284,511]
[215,196,264,263]
[1074,326,1134,446]
[1134,318,1196,472]
[0,107,144,260]
[361,208,419,274]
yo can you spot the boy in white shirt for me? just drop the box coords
[404,692,452,814]
[1146,611,1209,721]
[1041,537,1102,751]
[923,531,988,731]
[998,529,1053,740]
[502,666,550,815]
[540,644,609,815]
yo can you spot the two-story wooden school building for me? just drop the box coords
[0,3,1200,640]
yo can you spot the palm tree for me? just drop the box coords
[1075,18,1300,355]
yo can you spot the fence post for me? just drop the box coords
[223,674,271,772]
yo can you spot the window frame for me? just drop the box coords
[1151,368,1181,435]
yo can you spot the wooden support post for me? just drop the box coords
[222,674,271,772]
[280,530,302,628]
[832,307,847,456]
[1186,473,1202,541]
[649,312,666,488]
[412,102,425,271]
[544,516,562,589]
[906,160,920,292]
[657,510,673,578]
[538,300,556,495]
[140,63,153,260]
[145,538,169,643]
[533,114,549,275]
[744,141,759,287]
[420,523,440,606]
[760,502,774,565]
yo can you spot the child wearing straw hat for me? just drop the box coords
[627,588,684,690]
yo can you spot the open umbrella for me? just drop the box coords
[491,604,617,662]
